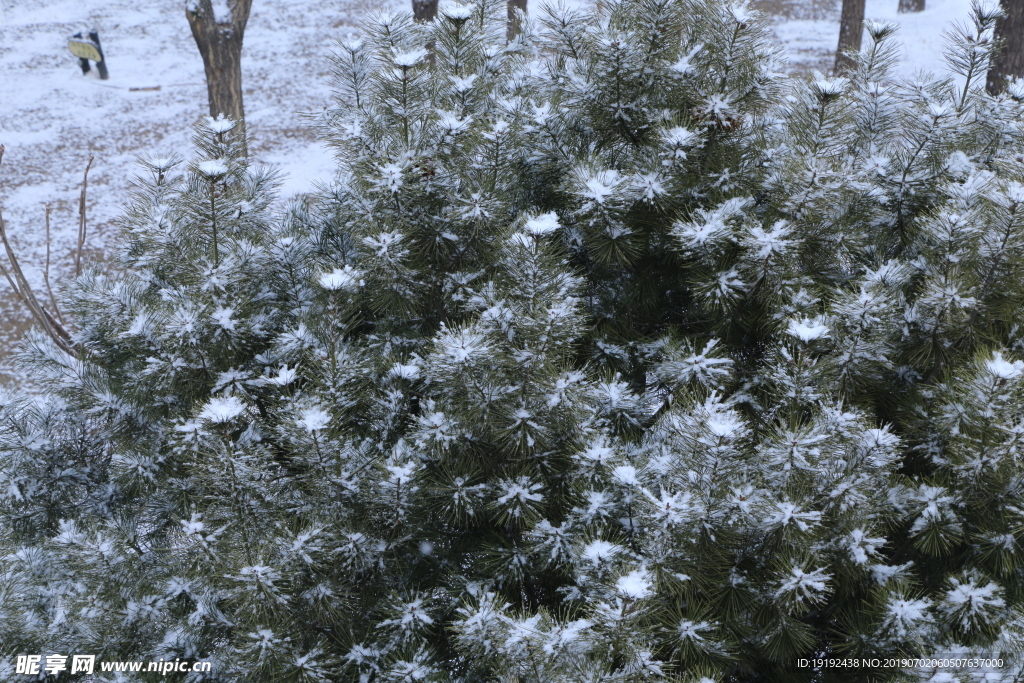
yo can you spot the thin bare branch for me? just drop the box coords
[75,156,94,277]
[0,209,71,350]
[44,205,67,327]
[0,147,22,297]
[0,145,75,354]
[0,226,22,298]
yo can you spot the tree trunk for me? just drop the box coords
[412,0,438,21]
[898,0,924,13]
[987,0,1024,94]
[835,0,866,74]
[186,0,253,129]
[508,0,527,41]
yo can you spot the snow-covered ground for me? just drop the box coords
[769,0,974,75]
[0,0,975,384]
[0,0,382,382]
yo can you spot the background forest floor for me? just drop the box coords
[0,0,970,386]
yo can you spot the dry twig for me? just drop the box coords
[44,205,67,327]
[75,156,94,277]
[0,145,77,354]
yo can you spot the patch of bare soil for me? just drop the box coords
[754,0,839,21]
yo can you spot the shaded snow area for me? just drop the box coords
[0,0,979,386]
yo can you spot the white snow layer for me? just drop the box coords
[199,395,246,423]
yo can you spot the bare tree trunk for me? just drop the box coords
[987,0,1024,94]
[186,0,253,130]
[508,0,527,41]
[413,0,438,21]
[835,0,865,74]
[898,0,924,13]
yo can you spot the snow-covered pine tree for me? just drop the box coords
[3,0,1024,681]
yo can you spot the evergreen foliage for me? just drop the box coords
[3,0,1024,681]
